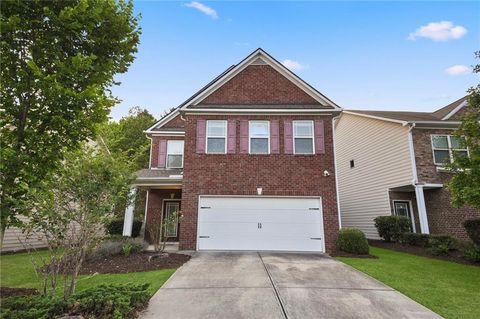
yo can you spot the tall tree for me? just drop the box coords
[99,106,156,171]
[447,51,480,209]
[0,0,141,245]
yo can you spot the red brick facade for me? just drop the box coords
[180,114,339,253]
[198,65,320,105]
[412,128,480,239]
[145,189,182,243]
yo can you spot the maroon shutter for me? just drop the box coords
[158,140,167,168]
[270,120,279,154]
[284,120,293,154]
[315,120,325,154]
[196,120,206,153]
[227,120,236,154]
[240,120,249,153]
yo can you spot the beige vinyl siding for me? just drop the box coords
[335,113,413,238]
[1,216,47,252]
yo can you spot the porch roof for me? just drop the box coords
[134,169,183,187]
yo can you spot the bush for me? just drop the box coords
[429,235,456,256]
[0,284,150,319]
[336,228,369,255]
[400,232,430,247]
[464,244,480,262]
[463,218,480,246]
[87,238,144,261]
[106,219,142,238]
[374,215,411,242]
[122,243,133,257]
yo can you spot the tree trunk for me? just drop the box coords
[0,223,6,251]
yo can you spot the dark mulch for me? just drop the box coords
[79,252,191,275]
[369,239,479,266]
[332,252,378,259]
[0,287,39,298]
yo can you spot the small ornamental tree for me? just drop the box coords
[446,51,480,209]
[0,0,141,246]
[24,142,133,297]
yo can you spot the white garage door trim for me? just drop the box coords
[196,195,325,252]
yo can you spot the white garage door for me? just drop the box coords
[197,196,325,252]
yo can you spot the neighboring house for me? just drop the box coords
[335,96,479,240]
[123,48,342,253]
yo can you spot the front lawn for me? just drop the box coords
[0,250,175,296]
[337,246,480,319]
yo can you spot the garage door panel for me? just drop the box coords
[198,196,325,252]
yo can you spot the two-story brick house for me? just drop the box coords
[124,49,342,253]
[335,97,479,240]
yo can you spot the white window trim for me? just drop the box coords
[166,140,184,169]
[206,120,227,154]
[248,121,270,154]
[431,134,469,166]
[293,120,315,155]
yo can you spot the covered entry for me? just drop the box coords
[197,196,325,252]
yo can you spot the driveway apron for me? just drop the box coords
[139,252,443,319]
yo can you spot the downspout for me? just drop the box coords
[332,115,342,229]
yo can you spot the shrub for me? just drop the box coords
[87,238,144,261]
[400,232,430,247]
[463,218,480,246]
[429,235,456,256]
[464,244,480,262]
[122,243,133,257]
[374,216,411,242]
[106,219,142,238]
[336,228,369,255]
[0,284,150,319]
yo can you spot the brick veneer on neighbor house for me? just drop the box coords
[198,65,321,105]
[412,128,480,239]
[180,114,339,253]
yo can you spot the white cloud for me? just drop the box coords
[407,21,467,41]
[445,65,471,75]
[184,1,218,19]
[282,59,306,71]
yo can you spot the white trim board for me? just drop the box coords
[442,100,468,120]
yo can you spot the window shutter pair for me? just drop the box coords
[195,119,325,155]
[284,120,325,154]
[196,120,236,154]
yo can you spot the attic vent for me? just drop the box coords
[251,57,267,65]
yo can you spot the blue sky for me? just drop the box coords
[110,1,480,120]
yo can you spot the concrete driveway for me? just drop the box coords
[140,252,442,319]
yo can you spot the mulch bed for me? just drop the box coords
[0,287,39,298]
[79,252,191,275]
[369,239,479,266]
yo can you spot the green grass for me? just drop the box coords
[0,250,175,296]
[337,246,480,319]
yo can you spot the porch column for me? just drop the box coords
[414,185,430,234]
[122,187,138,237]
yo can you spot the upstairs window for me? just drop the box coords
[249,121,270,154]
[293,121,314,154]
[206,120,227,154]
[431,135,468,165]
[166,140,184,168]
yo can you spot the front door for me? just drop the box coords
[163,200,180,241]
[393,201,413,227]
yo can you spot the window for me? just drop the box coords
[293,121,314,154]
[166,140,184,168]
[249,121,269,154]
[206,120,227,154]
[431,135,468,165]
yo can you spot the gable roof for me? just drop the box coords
[180,48,341,110]
[344,96,468,127]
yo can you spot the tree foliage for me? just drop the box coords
[0,0,141,243]
[24,142,134,297]
[99,106,156,171]
[447,51,480,209]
